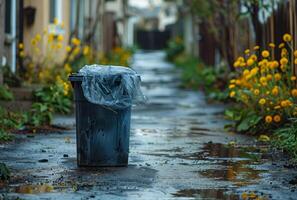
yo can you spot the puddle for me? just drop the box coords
[172,188,269,199]
[197,143,269,186]
[200,143,264,161]
[15,184,54,194]
[199,164,267,186]
[172,188,239,199]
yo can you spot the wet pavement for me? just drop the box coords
[1,51,297,199]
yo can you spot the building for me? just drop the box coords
[0,0,130,78]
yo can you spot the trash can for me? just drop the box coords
[69,65,145,167]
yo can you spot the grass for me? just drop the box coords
[273,119,297,161]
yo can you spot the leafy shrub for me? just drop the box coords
[166,37,184,61]
[0,85,14,101]
[173,54,228,100]
[273,119,297,160]
[227,33,296,132]
[0,107,24,131]
[2,66,22,87]
[34,82,72,114]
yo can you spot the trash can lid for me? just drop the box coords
[74,65,145,109]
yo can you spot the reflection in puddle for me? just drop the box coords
[199,164,267,186]
[172,188,269,200]
[15,184,54,194]
[201,143,262,160]
[172,188,239,199]
[198,143,268,186]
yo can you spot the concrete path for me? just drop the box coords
[1,51,297,199]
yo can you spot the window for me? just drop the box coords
[49,0,62,23]
[49,0,57,23]
[5,0,11,33]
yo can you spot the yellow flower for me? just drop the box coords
[71,37,81,46]
[283,33,292,42]
[267,74,272,81]
[237,56,244,62]
[48,34,54,42]
[250,55,257,61]
[240,62,246,67]
[280,65,287,72]
[253,45,260,50]
[229,84,235,89]
[269,43,275,48]
[54,18,59,25]
[279,43,285,48]
[292,89,297,97]
[243,69,250,76]
[83,45,90,55]
[230,79,236,84]
[18,43,24,49]
[281,100,292,107]
[247,58,254,66]
[273,115,281,123]
[235,80,241,85]
[57,34,64,42]
[294,59,297,65]
[280,100,287,107]
[66,46,72,52]
[56,43,62,49]
[244,49,250,54]
[272,87,279,96]
[274,105,281,110]
[229,91,236,98]
[258,135,270,142]
[241,192,248,200]
[19,51,25,57]
[265,115,272,123]
[272,61,279,68]
[35,34,41,41]
[64,63,72,74]
[274,73,281,81]
[291,76,296,81]
[233,61,240,68]
[294,50,297,57]
[261,50,270,58]
[281,48,288,57]
[250,67,259,75]
[260,77,267,84]
[31,38,37,46]
[73,47,80,55]
[259,98,266,105]
[253,89,260,95]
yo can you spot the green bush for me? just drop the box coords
[165,37,184,61]
[273,119,297,160]
[34,84,72,114]
[173,54,228,100]
[26,83,72,126]
[0,85,14,101]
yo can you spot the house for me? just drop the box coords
[0,0,130,79]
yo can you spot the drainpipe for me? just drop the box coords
[56,0,63,23]
[11,0,16,73]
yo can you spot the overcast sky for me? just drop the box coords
[129,0,162,8]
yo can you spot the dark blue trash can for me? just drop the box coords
[69,65,144,167]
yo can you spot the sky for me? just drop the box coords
[129,0,163,8]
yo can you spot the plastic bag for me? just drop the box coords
[78,65,145,109]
